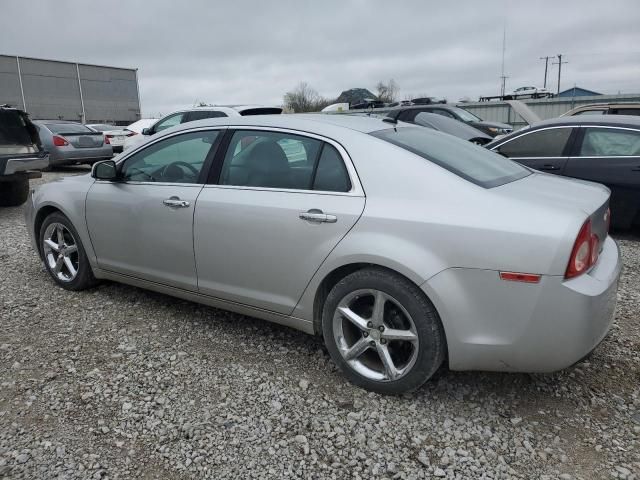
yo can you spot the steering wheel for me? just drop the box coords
[160,161,199,180]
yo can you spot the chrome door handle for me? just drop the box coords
[163,197,190,208]
[299,210,337,223]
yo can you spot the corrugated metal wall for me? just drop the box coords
[459,94,640,129]
[0,55,140,125]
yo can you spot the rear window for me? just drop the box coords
[45,123,93,134]
[0,109,35,147]
[371,127,530,188]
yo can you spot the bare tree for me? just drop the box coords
[375,79,399,103]
[283,82,331,113]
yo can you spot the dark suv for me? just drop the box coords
[386,105,513,137]
[0,106,49,206]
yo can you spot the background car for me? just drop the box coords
[412,112,492,144]
[26,114,620,394]
[504,86,551,99]
[33,120,112,167]
[87,124,134,153]
[562,102,640,117]
[487,115,640,230]
[125,105,283,150]
[386,104,513,137]
[0,105,48,206]
[122,118,157,150]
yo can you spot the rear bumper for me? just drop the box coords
[49,147,113,165]
[2,155,49,174]
[423,236,621,372]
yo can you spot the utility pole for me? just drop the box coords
[539,56,552,89]
[552,54,568,94]
[498,24,509,97]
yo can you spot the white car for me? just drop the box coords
[86,124,133,153]
[506,86,551,99]
[124,105,282,151]
[122,119,158,151]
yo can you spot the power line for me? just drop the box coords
[552,54,568,94]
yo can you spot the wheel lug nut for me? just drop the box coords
[363,332,368,337]
[369,341,375,347]
[380,339,387,345]
[367,322,373,328]
[378,325,384,332]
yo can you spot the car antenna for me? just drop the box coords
[382,117,398,131]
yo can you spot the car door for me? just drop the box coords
[491,126,576,174]
[194,128,365,315]
[86,129,222,291]
[564,126,640,227]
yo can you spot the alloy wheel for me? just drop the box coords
[332,289,419,382]
[42,223,79,282]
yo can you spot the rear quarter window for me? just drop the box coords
[371,127,530,188]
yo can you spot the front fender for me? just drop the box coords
[30,175,98,270]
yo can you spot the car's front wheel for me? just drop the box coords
[322,268,446,394]
[39,212,98,291]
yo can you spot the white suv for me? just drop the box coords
[124,105,283,150]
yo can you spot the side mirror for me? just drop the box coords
[92,160,118,180]
[142,128,151,135]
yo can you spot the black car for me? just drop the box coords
[386,105,513,137]
[487,115,640,230]
[0,105,49,206]
[413,112,492,144]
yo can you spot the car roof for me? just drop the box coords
[526,114,640,129]
[164,113,401,136]
[386,104,456,113]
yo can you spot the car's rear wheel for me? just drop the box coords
[39,212,98,290]
[322,268,446,394]
[0,177,29,207]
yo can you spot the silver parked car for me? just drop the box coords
[33,120,113,167]
[25,114,621,394]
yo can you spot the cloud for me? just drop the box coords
[1,0,638,115]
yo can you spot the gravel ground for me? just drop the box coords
[1,167,639,479]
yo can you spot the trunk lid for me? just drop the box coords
[495,172,610,250]
[61,132,105,148]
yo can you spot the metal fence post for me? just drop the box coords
[16,56,26,111]
[76,63,86,124]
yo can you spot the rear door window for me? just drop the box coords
[496,127,572,157]
[578,128,640,156]
[187,110,228,121]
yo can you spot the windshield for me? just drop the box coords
[370,127,530,188]
[45,123,93,134]
[450,107,481,122]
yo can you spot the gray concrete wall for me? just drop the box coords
[0,55,140,125]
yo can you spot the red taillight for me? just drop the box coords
[565,219,594,279]
[104,135,110,144]
[52,135,69,147]
[105,134,114,138]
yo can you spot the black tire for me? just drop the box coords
[322,267,446,394]
[0,177,29,207]
[39,212,98,291]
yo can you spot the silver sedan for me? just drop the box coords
[33,120,113,167]
[24,114,622,394]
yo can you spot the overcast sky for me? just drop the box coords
[2,0,639,116]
